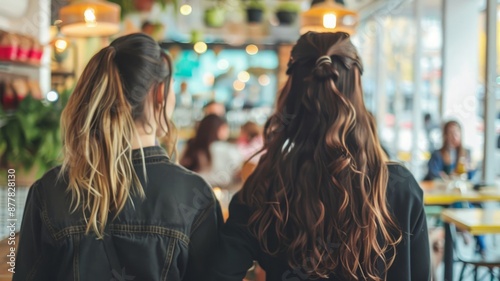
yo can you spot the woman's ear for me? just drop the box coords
[156,82,165,105]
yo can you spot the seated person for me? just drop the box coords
[237,121,264,164]
[424,121,476,181]
[180,114,242,190]
[424,120,486,255]
[203,100,226,117]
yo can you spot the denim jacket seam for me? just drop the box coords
[38,189,59,243]
[49,224,189,246]
[133,158,170,166]
[132,157,169,165]
[161,238,176,280]
[110,224,190,246]
[132,147,169,161]
[191,203,214,234]
[54,225,87,241]
[73,234,81,281]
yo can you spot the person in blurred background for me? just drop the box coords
[424,120,476,181]
[179,81,193,108]
[141,21,155,36]
[237,121,264,164]
[180,114,242,190]
[14,34,220,281]
[203,100,226,117]
[237,121,264,184]
[209,32,430,281]
[424,120,486,256]
[424,113,437,152]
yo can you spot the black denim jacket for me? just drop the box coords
[13,146,222,281]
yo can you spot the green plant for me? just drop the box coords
[204,6,226,28]
[109,0,179,18]
[245,0,265,10]
[275,1,300,12]
[0,92,69,179]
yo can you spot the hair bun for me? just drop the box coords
[312,56,338,81]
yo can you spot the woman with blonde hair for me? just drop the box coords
[14,33,221,281]
[209,32,430,281]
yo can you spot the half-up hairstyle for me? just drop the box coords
[240,32,401,280]
[60,33,176,238]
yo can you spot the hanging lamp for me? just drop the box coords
[59,0,121,37]
[301,0,359,35]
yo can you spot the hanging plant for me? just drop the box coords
[109,0,178,17]
[275,1,300,25]
[245,0,265,23]
[204,6,226,28]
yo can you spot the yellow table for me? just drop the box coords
[420,181,500,205]
[441,209,500,235]
[424,190,500,205]
[441,209,500,281]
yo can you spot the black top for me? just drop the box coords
[13,146,222,281]
[209,163,431,281]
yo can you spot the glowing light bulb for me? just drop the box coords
[246,44,258,55]
[84,8,96,27]
[193,42,207,54]
[238,71,250,83]
[323,13,337,29]
[258,74,270,86]
[180,4,192,15]
[233,80,245,91]
[54,39,68,52]
[46,91,59,102]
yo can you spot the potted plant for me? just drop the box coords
[204,5,226,28]
[245,0,265,23]
[0,92,68,185]
[275,1,300,25]
[109,0,178,16]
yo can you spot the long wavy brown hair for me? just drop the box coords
[240,32,401,280]
[60,33,176,238]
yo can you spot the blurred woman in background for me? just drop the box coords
[209,32,430,281]
[424,120,476,181]
[237,121,264,164]
[14,33,220,281]
[424,120,486,257]
[180,114,242,190]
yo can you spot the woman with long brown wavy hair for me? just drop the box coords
[14,33,221,281]
[209,32,430,281]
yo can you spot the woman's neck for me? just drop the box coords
[132,123,157,149]
[131,133,156,149]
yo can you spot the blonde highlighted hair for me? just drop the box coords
[60,33,175,238]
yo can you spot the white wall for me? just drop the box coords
[441,0,481,159]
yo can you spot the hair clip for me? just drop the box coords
[315,55,332,67]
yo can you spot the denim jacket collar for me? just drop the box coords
[132,146,168,161]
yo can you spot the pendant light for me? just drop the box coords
[59,0,121,37]
[301,0,359,35]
